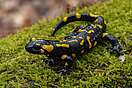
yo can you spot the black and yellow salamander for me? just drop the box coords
[25,13,125,74]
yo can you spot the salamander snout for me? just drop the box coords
[25,38,50,54]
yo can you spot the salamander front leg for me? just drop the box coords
[58,56,74,74]
[45,57,55,66]
[102,33,125,63]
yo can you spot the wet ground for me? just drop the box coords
[0,0,103,38]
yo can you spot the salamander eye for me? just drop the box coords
[33,43,41,50]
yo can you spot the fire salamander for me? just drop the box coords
[25,13,125,74]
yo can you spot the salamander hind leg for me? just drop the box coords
[102,33,125,63]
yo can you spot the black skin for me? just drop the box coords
[25,13,123,74]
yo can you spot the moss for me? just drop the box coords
[0,0,132,87]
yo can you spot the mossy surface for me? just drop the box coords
[0,0,132,87]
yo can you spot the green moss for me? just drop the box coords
[0,0,132,87]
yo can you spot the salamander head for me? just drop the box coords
[25,38,54,55]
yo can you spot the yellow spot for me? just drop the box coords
[61,54,68,60]
[40,49,45,53]
[95,19,98,23]
[94,41,97,46]
[81,50,84,53]
[90,13,98,17]
[42,45,54,52]
[65,62,68,66]
[78,29,84,32]
[72,36,77,38]
[91,24,96,28]
[97,24,103,29]
[32,37,36,41]
[36,43,41,46]
[63,16,68,22]
[102,33,108,38]
[56,44,69,48]
[79,37,83,39]
[68,40,78,42]
[86,36,92,48]
[76,13,81,18]
[72,53,76,58]
[88,30,94,34]
[80,40,84,45]
[62,40,67,42]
